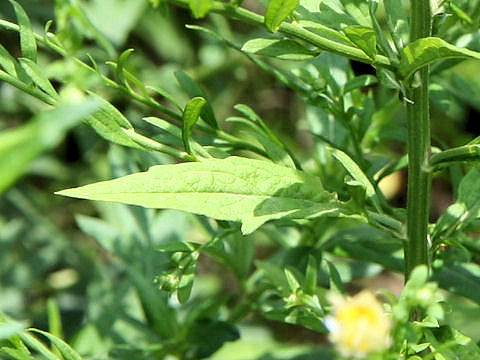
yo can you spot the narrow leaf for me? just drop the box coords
[0,44,18,76]
[182,97,206,155]
[8,0,37,62]
[400,37,480,79]
[56,156,339,234]
[241,37,318,60]
[19,58,58,98]
[28,329,82,360]
[116,48,134,86]
[265,0,299,33]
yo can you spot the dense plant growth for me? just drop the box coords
[1,0,480,359]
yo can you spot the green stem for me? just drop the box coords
[404,0,432,280]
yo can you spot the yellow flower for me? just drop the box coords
[325,290,392,358]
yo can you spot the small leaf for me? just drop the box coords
[343,25,377,59]
[0,44,18,76]
[265,0,299,33]
[182,97,206,155]
[400,37,480,79]
[56,156,339,234]
[284,268,301,292]
[175,71,218,128]
[188,0,213,19]
[241,37,318,60]
[116,48,134,86]
[19,58,58,98]
[8,0,37,62]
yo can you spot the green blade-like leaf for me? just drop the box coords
[8,0,37,62]
[19,58,58,99]
[265,0,299,33]
[56,156,340,234]
[400,37,480,79]
[241,37,318,60]
[115,48,134,86]
[28,329,82,360]
[182,97,206,155]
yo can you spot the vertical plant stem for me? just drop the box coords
[405,0,432,280]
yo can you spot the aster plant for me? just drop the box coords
[1,0,480,359]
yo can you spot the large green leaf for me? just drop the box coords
[56,157,341,234]
[400,37,480,79]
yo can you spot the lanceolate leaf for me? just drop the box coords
[399,37,480,79]
[8,0,37,62]
[56,157,341,234]
[265,0,299,33]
